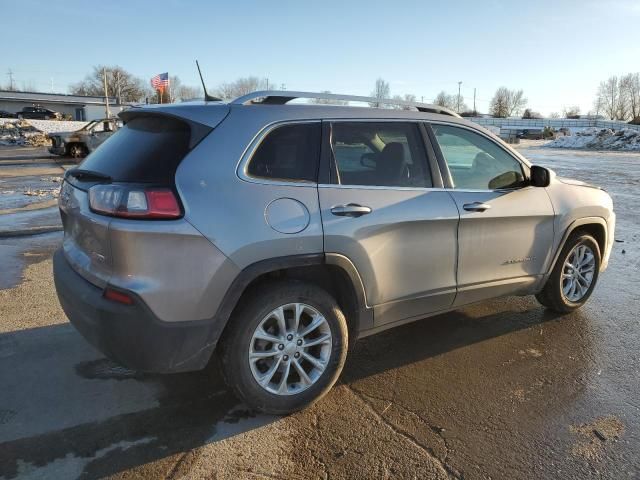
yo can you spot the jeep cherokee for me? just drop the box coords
[53,91,615,414]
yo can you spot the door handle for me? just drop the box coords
[463,202,491,212]
[331,204,372,217]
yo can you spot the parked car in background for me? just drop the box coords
[0,110,16,118]
[53,90,615,414]
[17,106,61,120]
[48,118,122,158]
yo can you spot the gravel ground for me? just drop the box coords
[0,145,638,479]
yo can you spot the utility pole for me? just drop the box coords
[103,67,111,118]
[473,88,477,115]
[50,78,54,93]
[116,71,122,105]
[457,81,462,113]
[7,69,15,91]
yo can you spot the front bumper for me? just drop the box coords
[53,249,220,373]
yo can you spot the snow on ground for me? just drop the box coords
[0,119,88,146]
[0,118,88,134]
[546,127,640,151]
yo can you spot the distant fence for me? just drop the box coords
[469,117,640,132]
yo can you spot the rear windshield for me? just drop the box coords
[78,116,192,184]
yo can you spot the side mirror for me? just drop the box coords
[530,165,550,187]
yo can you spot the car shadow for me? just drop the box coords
[0,298,568,479]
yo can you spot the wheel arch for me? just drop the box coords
[548,217,607,276]
[213,253,372,351]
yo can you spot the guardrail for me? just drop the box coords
[469,117,640,132]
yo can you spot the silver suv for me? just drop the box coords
[53,91,615,414]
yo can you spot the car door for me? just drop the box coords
[319,121,459,327]
[428,123,555,306]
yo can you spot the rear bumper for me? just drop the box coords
[53,249,221,373]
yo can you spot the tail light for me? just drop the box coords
[89,184,181,219]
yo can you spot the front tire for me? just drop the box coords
[536,232,601,313]
[219,281,348,414]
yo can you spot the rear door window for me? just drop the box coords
[331,122,432,188]
[78,115,194,184]
[247,123,321,182]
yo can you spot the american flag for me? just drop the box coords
[150,72,169,90]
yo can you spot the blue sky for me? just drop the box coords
[3,0,638,115]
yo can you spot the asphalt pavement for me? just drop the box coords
[0,144,638,479]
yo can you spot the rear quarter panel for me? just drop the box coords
[175,108,324,269]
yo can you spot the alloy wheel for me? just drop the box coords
[561,243,596,302]
[248,303,332,395]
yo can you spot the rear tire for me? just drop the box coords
[536,233,601,313]
[219,280,348,414]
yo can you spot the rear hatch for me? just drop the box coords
[59,105,228,287]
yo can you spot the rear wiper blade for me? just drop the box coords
[66,169,112,181]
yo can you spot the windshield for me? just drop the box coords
[79,121,99,131]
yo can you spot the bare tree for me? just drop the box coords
[369,78,390,107]
[391,93,417,110]
[310,90,348,105]
[562,106,581,119]
[594,73,640,121]
[70,65,147,103]
[489,87,527,118]
[621,73,640,121]
[522,108,542,119]
[214,77,271,101]
[596,76,620,120]
[433,91,468,112]
[549,112,561,119]
[168,76,202,102]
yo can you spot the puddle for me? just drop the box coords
[0,174,61,211]
[0,231,62,289]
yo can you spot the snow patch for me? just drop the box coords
[0,119,88,146]
[546,127,640,151]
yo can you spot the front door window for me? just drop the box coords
[432,125,525,190]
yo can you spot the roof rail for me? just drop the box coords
[230,90,462,118]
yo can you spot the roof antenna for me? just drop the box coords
[196,60,222,102]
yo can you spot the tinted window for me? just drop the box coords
[331,122,431,188]
[78,116,192,184]
[432,125,524,190]
[248,123,321,182]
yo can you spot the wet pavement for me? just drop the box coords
[0,144,638,479]
[0,147,69,237]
